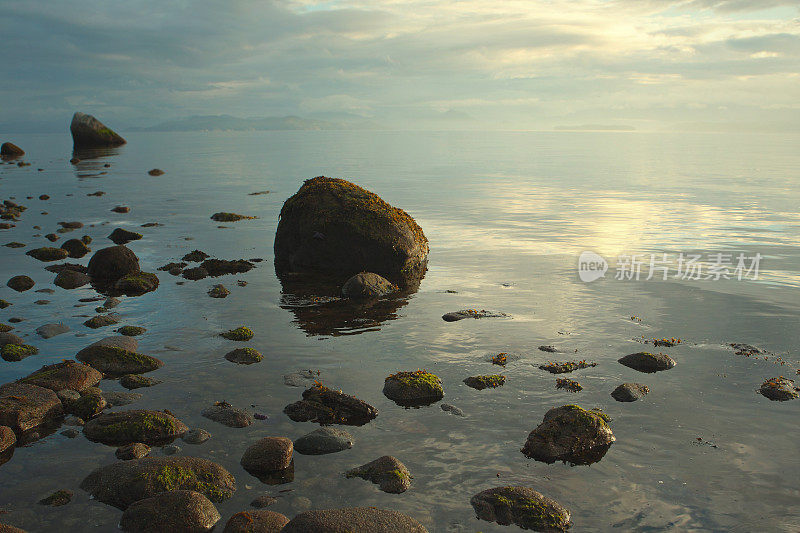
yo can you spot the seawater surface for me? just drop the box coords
[0,130,798,532]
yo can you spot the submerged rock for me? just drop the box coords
[281,508,428,533]
[116,442,151,460]
[442,309,507,322]
[283,384,378,426]
[463,375,505,390]
[274,176,428,287]
[120,374,163,389]
[759,377,799,401]
[103,391,143,407]
[470,486,571,532]
[54,269,90,289]
[521,404,615,465]
[342,272,397,299]
[80,456,236,510]
[293,427,354,455]
[182,428,211,445]
[222,510,289,533]
[18,360,101,391]
[38,489,73,507]
[201,401,253,428]
[70,112,126,148]
[7,275,34,292]
[108,228,143,245]
[618,352,676,373]
[83,409,188,445]
[26,247,69,262]
[119,490,221,532]
[87,245,140,281]
[383,370,444,406]
[346,455,411,494]
[611,383,649,402]
[76,338,163,375]
[224,348,263,364]
[0,382,64,433]
[36,323,70,339]
[440,403,465,417]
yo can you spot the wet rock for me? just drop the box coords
[556,378,583,392]
[45,233,59,242]
[88,191,105,197]
[87,245,140,281]
[442,309,506,322]
[274,177,428,287]
[201,401,253,428]
[730,343,765,356]
[539,360,597,374]
[284,384,378,426]
[36,323,70,339]
[241,437,293,477]
[83,314,120,329]
[383,370,444,406]
[0,332,23,347]
[521,404,615,465]
[224,347,262,364]
[54,269,91,289]
[759,377,799,401]
[250,495,277,508]
[463,375,505,390]
[0,425,17,454]
[57,390,82,405]
[120,374,162,389]
[7,275,34,292]
[147,168,164,176]
[117,326,146,336]
[1,343,38,361]
[119,490,221,532]
[68,389,107,420]
[26,247,69,262]
[80,456,236,510]
[294,427,354,455]
[0,382,64,433]
[618,352,676,373]
[200,258,254,277]
[440,403,465,417]
[108,228,143,245]
[210,212,256,222]
[0,324,12,333]
[183,428,211,445]
[470,486,571,532]
[182,267,208,281]
[341,272,397,299]
[182,250,209,262]
[611,383,650,402]
[58,221,83,230]
[70,112,126,148]
[103,391,143,407]
[34,299,50,306]
[76,338,163,375]
[45,262,88,274]
[3,242,25,248]
[223,510,289,533]
[116,442,151,460]
[18,360,101,391]
[159,262,187,275]
[114,272,159,296]
[83,409,188,445]
[38,489,73,507]
[61,428,80,438]
[345,455,411,494]
[0,142,24,157]
[103,297,120,309]
[282,508,428,533]
[220,326,254,341]
[60,239,90,258]
[206,285,231,299]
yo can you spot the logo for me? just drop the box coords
[578,251,608,282]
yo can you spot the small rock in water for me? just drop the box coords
[293,427,354,455]
[119,490,221,532]
[38,489,73,507]
[470,486,571,531]
[440,403,465,417]
[147,168,164,176]
[202,401,253,428]
[283,384,378,426]
[162,444,181,455]
[251,494,278,507]
[182,250,209,262]
[36,323,70,339]
[117,325,146,336]
[7,275,34,292]
[539,360,597,374]
[383,370,444,406]
[345,455,412,494]
[463,375,505,390]
[26,247,69,262]
[611,383,650,402]
[120,374,163,389]
[521,404,615,466]
[618,351,676,373]
[111,205,130,214]
[182,428,211,445]
[220,326,254,341]
[224,347,263,364]
[108,227,143,245]
[341,272,397,299]
[224,510,289,532]
[103,391,143,407]
[54,269,91,289]
[442,309,507,322]
[208,284,230,298]
[116,442,151,460]
[240,437,294,475]
[556,378,583,392]
[61,428,80,438]
[182,266,208,280]
[83,314,120,329]
[210,212,256,222]
[759,377,798,401]
[283,370,318,387]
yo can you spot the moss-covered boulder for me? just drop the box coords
[80,456,236,510]
[281,508,428,533]
[114,272,159,296]
[1,343,38,361]
[119,490,221,532]
[759,377,798,401]
[220,326,253,341]
[87,245,140,281]
[284,384,378,426]
[342,272,397,299]
[68,389,107,420]
[383,370,444,406]
[618,352,675,373]
[76,338,163,375]
[0,382,64,433]
[108,228,143,245]
[70,112,126,148]
[222,510,289,533]
[463,375,505,390]
[6,275,34,292]
[26,247,69,262]
[224,348,262,364]
[345,455,411,494]
[18,360,102,391]
[60,238,91,258]
[521,405,615,466]
[83,409,188,445]
[274,177,428,287]
[0,142,24,157]
[54,269,90,289]
[470,486,571,532]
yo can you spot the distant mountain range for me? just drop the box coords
[131,114,375,132]
[553,124,636,131]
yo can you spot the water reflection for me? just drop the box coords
[71,146,121,178]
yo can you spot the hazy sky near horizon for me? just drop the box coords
[1,0,799,130]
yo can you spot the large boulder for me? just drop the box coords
[18,360,101,391]
[76,338,163,376]
[119,490,221,532]
[470,486,571,531]
[80,456,236,510]
[281,508,428,533]
[70,112,126,148]
[521,404,615,466]
[0,382,64,433]
[274,177,428,287]
[383,370,444,406]
[83,409,187,445]
[87,245,140,281]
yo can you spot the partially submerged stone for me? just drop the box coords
[0,142,24,157]
[80,456,236,510]
[1,343,38,362]
[759,377,799,401]
[119,490,221,532]
[521,405,615,466]
[440,403,465,417]
[6,275,34,292]
[147,168,165,176]
[183,267,209,280]
[116,442,151,460]
[201,401,253,428]
[294,427,354,455]
[224,348,263,364]
[240,437,294,480]
[0,382,64,433]
[87,245,140,281]
[200,258,254,277]
[108,228,143,245]
[210,212,256,222]
[83,314,120,329]
[0,332,23,347]
[470,486,571,532]
[383,370,444,406]
[36,323,70,339]
[618,352,676,373]
[76,339,163,375]
[539,361,597,374]
[117,325,147,336]
[222,510,289,533]
[342,272,397,299]
[208,284,230,298]
[442,309,506,322]
[114,272,159,296]
[346,455,411,494]
[83,409,188,445]
[283,384,378,426]
[120,374,162,389]
[611,383,649,402]
[54,269,91,289]
[38,489,73,507]
[281,508,428,533]
[463,375,505,390]
[182,250,209,262]
[556,378,582,392]
[26,247,69,262]
[220,326,254,341]
[68,389,107,420]
[18,360,101,391]
[182,428,211,445]
[61,238,90,258]
[70,112,126,148]
[103,391,143,407]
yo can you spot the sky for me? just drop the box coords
[1,0,798,131]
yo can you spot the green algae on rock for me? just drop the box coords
[220,326,254,341]
[224,347,263,364]
[345,455,412,494]
[210,212,257,222]
[383,370,444,406]
[470,486,571,532]
[521,404,615,466]
[114,272,159,296]
[26,247,69,262]
[463,375,505,390]
[83,409,188,445]
[19,360,101,391]
[539,360,597,374]
[76,343,163,375]
[70,112,126,148]
[1,343,38,362]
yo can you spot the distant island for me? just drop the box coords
[132,114,374,132]
[554,124,636,132]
